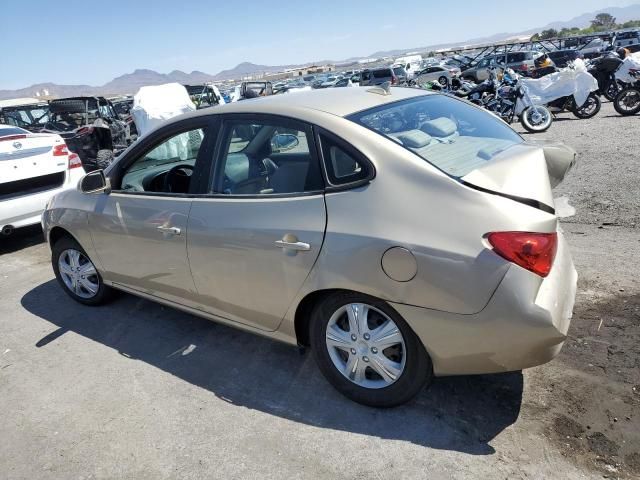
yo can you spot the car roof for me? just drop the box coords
[187,87,431,118]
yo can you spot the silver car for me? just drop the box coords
[42,87,578,407]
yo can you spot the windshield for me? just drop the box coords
[347,95,524,177]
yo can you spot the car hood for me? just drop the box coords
[461,141,577,213]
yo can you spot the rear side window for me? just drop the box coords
[373,69,392,79]
[347,95,523,178]
[319,133,373,186]
[506,52,528,63]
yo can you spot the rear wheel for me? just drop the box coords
[310,292,432,407]
[52,236,114,306]
[520,106,553,133]
[438,75,448,86]
[613,87,640,116]
[604,80,622,101]
[572,93,601,119]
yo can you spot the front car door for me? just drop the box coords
[89,118,214,305]
[187,114,326,331]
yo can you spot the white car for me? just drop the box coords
[413,65,461,86]
[0,125,85,235]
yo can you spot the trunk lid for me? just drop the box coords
[0,133,67,184]
[460,141,577,213]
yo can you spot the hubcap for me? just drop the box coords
[58,249,99,299]
[325,303,406,389]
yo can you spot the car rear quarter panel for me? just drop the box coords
[278,116,558,337]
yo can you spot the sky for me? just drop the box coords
[1,0,638,89]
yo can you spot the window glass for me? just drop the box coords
[373,69,391,78]
[347,95,523,178]
[320,134,371,185]
[120,128,205,193]
[216,120,322,195]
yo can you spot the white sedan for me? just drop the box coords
[414,65,461,86]
[0,125,85,235]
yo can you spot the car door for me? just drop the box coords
[187,114,326,331]
[89,118,214,306]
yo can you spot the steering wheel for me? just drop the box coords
[163,164,194,193]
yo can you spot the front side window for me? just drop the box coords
[214,119,322,195]
[120,128,206,194]
[347,95,523,178]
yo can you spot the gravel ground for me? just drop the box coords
[0,101,638,479]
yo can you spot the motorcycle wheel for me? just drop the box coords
[613,87,640,116]
[572,94,601,119]
[520,106,553,133]
[604,81,622,102]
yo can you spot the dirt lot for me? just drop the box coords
[0,101,638,479]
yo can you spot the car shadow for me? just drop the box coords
[0,225,45,255]
[22,280,523,455]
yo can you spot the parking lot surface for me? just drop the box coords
[1,101,639,479]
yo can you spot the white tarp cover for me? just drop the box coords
[519,60,598,108]
[131,83,196,137]
[615,52,640,83]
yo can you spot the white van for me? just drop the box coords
[393,55,423,80]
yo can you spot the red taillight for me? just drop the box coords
[0,134,27,142]
[391,75,398,85]
[53,144,69,156]
[68,152,83,169]
[488,231,558,277]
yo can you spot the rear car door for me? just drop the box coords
[89,118,214,306]
[187,114,326,331]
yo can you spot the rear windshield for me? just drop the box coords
[347,95,523,177]
[373,69,392,78]
[392,67,406,76]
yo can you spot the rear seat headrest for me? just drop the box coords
[420,117,457,137]
[395,130,432,148]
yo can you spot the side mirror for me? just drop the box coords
[271,133,299,153]
[79,169,111,194]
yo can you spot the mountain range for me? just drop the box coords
[1,4,639,100]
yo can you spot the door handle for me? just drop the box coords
[157,225,181,235]
[275,240,311,251]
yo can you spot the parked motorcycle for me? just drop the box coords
[484,80,553,132]
[587,54,624,101]
[613,68,640,116]
[530,63,601,119]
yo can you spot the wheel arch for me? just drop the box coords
[48,226,79,248]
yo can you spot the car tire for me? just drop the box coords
[95,149,114,170]
[438,76,448,86]
[310,291,433,407]
[52,236,115,306]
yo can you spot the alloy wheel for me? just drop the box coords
[58,249,100,299]
[325,303,406,389]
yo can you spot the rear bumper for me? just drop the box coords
[0,168,84,231]
[392,230,578,376]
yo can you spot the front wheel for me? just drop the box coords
[572,93,601,119]
[52,236,115,306]
[310,292,433,407]
[520,106,553,133]
[438,76,449,87]
[613,87,640,116]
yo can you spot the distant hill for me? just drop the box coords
[1,4,639,100]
